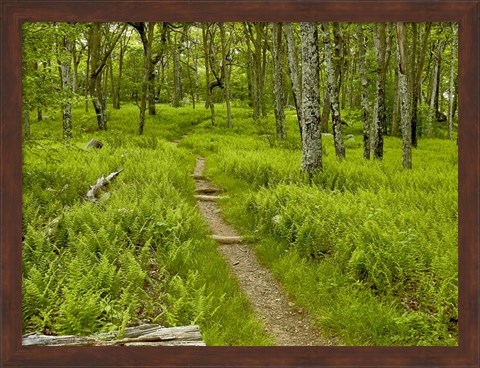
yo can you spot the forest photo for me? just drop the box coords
[22,21,458,346]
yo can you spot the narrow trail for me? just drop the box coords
[191,156,334,346]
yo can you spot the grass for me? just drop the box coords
[22,102,273,346]
[23,100,458,346]
[182,105,458,346]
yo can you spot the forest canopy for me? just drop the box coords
[22,22,458,170]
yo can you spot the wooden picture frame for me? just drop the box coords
[1,0,478,366]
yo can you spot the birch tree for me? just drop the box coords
[371,23,387,159]
[202,23,216,125]
[272,22,286,139]
[300,22,322,178]
[426,35,445,136]
[411,23,431,147]
[220,23,233,128]
[357,23,370,159]
[396,22,412,169]
[58,33,73,139]
[448,24,457,140]
[321,22,345,159]
[283,23,302,138]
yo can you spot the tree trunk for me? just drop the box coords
[202,24,216,125]
[109,59,116,108]
[322,22,345,159]
[426,39,444,136]
[88,23,125,130]
[371,23,387,159]
[321,89,330,133]
[71,38,79,94]
[60,35,73,139]
[272,23,286,139]
[220,23,232,128]
[23,102,30,138]
[396,22,412,169]
[357,23,370,159]
[113,40,125,109]
[172,33,182,108]
[391,67,400,137]
[448,24,456,140]
[283,23,302,139]
[139,24,154,134]
[85,40,90,112]
[411,23,431,147]
[194,46,200,103]
[243,23,264,125]
[300,22,322,178]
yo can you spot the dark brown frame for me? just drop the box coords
[1,0,478,366]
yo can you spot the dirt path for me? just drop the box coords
[192,156,334,346]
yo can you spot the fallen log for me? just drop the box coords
[85,169,123,202]
[211,235,243,244]
[85,138,103,149]
[23,324,205,346]
[195,187,221,194]
[194,194,227,202]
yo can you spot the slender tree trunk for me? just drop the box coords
[272,23,286,139]
[60,35,73,139]
[322,22,345,159]
[411,23,431,147]
[357,23,370,159]
[426,39,444,136]
[113,42,125,109]
[193,43,200,103]
[448,25,456,140]
[243,23,263,125]
[109,59,116,108]
[88,23,125,130]
[71,38,79,94]
[147,44,156,115]
[85,41,90,112]
[172,33,182,108]
[321,89,330,133]
[283,23,302,138]
[186,53,196,109]
[371,23,387,159]
[23,102,30,138]
[220,23,232,127]
[260,25,268,118]
[202,24,216,125]
[34,62,42,121]
[391,67,400,137]
[138,23,154,135]
[397,22,412,169]
[300,22,322,178]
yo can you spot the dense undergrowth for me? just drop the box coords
[23,101,458,346]
[181,106,458,346]
[22,103,272,346]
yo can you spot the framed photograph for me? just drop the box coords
[2,0,479,366]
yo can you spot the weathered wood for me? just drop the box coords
[85,138,103,149]
[85,169,123,201]
[195,187,221,194]
[22,324,205,346]
[195,194,226,201]
[22,334,97,346]
[212,235,243,244]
